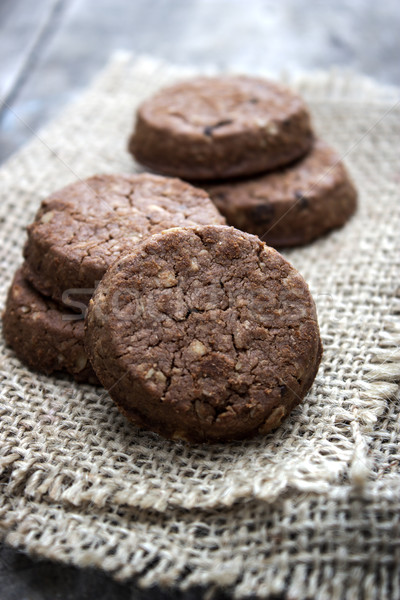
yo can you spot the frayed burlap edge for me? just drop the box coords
[1,480,399,599]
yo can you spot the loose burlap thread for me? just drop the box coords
[0,54,399,598]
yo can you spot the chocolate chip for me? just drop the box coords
[249,98,259,104]
[279,384,287,396]
[203,120,233,137]
[251,203,275,223]
[295,190,309,209]
[214,192,226,202]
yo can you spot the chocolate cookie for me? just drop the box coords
[206,139,357,247]
[2,268,98,383]
[85,225,322,443]
[23,173,225,307]
[129,76,313,180]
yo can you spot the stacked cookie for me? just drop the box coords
[3,171,323,442]
[3,75,334,442]
[3,173,225,384]
[129,75,357,246]
[86,225,322,442]
[3,269,98,384]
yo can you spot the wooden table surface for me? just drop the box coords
[1,0,399,598]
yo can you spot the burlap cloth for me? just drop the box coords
[0,54,399,598]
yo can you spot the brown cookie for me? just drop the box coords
[206,139,357,247]
[85,225,322,443]
[2,268,98,383]
[129,76,313,180]
[23,173,225,307]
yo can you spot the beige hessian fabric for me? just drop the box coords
[0,54,399,597]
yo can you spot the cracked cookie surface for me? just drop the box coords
[2,268,98,383]
[129,76,313,180]
[23,173,225,307]
[85,225,322,442]
[206,139,358,247]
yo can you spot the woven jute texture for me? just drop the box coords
[0,54,399,598]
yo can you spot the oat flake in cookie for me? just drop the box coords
[2,268,98,384]
[86,225,322,443]
[129,76,313,180]
[206,139,358,247]
[23,173,225,307]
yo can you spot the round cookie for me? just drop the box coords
[85,225,322,443]
[206,139,357,247]
[2,268,98,384]
[23,173,225,307]
[129,76,313,180]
